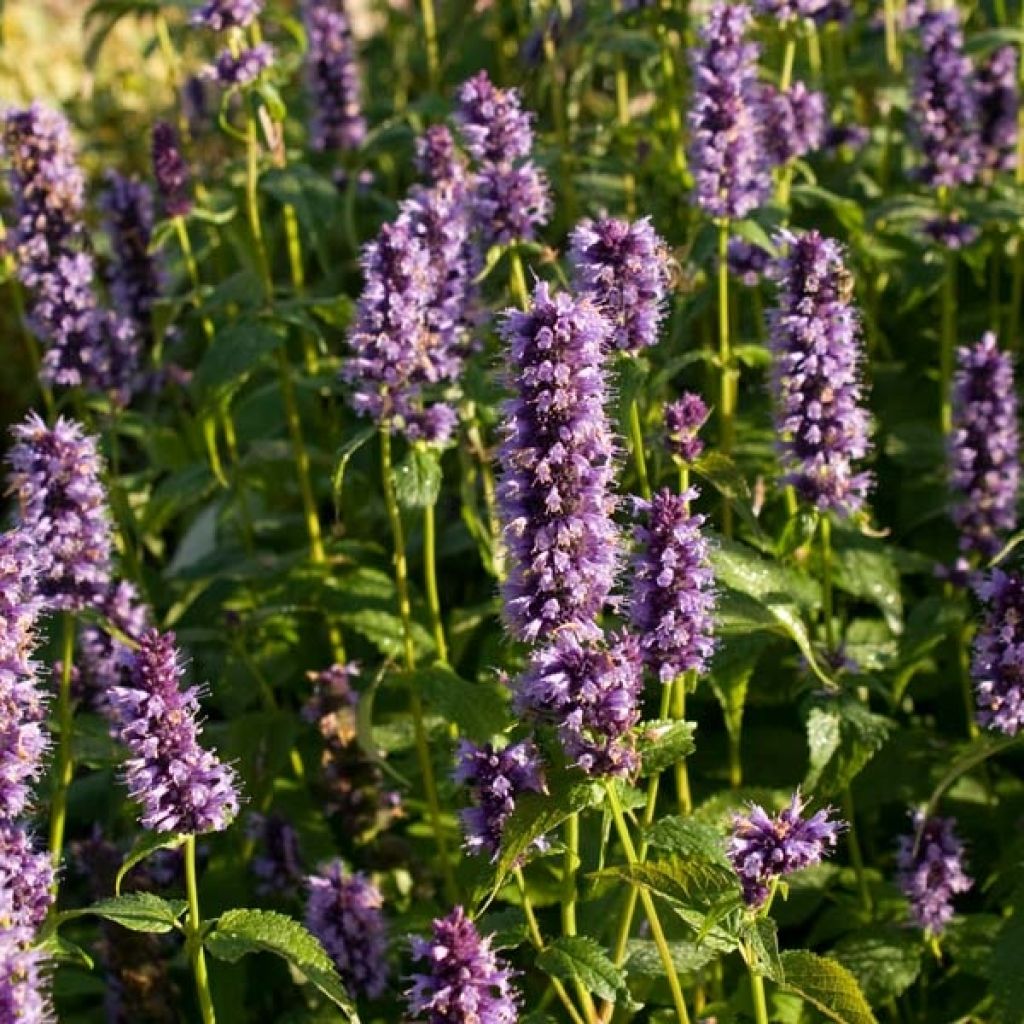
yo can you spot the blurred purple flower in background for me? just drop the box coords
[972,570,1024,736]
[896,812,972,934]
[303,0,366,152]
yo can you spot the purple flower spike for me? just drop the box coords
[629,489,716,684]
[109,629,240,834]
[896,812,972,935]
[77,580,150,712]
[151,121,193,219]
[102,172,162,346]
[0,928,51,1024]
[924,214,979,250]
[454,739,547,860]
[248,813,305,899]
[406,906,519,1024]
[304,0,366,152]
[0,824,54,929]
[306,861,389,999]
[206,44,275,88]
[497,281,619,643]
[191,0,263,30]
[753,0,827,21]
[569,216,672,354]
[473,162,550,248]
[664,393,710,464]
[768,230,872,516]
[689,3,770,220]
[728,792,843,907]
[515,631,643,778]
[948,333,1019,559]
[455,71,534,164]
[911,9,980,188]
[760,81,826,167]
[416,125,464,185]
[978,45,1019,175]
[972,570,1024,736]
[7,413,113,613]
[727,238,771,287]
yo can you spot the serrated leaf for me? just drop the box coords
[62,893,187,934]
[832,927,922,1004]
[206,908,359,1019]
[194,322,282,399]
[635,719,696,777]
[626,938,719,976]
[394,445,443,509]
[776,950,878,1024]
[115,832,188,895]
[36,933,95,969]
[744,917,783,981]
[536,936,626,1002]
[709,634,770,748]
[399,663,510,740]
[804,700,893,797]
[830,528,904,635]
[337,608,435,659]
[598,857,742,921]
[643,817,731,867]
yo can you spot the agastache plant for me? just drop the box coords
[971,570,1024,736]
[151,121,193,218]
[664,393,710,465]
[977,45,1019,176]
[760,82,826,168]
[303,0,366,152]
[896,812,972,934]
[191,0,263,31]
[0,928,51,1023]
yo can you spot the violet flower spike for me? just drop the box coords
[0,823,54,929]
[727,238,770,287]
[0,927,52,1024]
[977,45,1019,175]
[108,629,240,834]
[151,121,193,219]
[896,811,972,935]
[77,580,150,712]
[205,44,275,88]
[664,393,710,465]
[303,0,366,152]
[971,570,1024,736]
[688,3,770,220]
[248,813,305,899]
[947,333,1019,559]
[191,0,263,30]
[629,489,716,683]
[7,413,113,613]
[768,230,872,516]
[455,70,534,164]
[406,906,519,1024]
[760,81,826,167]
[454,739,547,860]
[728,792,843,907]
[497,281,619,643]
[569,216,672,354]
[752,0,827,22]
[306,861,389,999]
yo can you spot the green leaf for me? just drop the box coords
[36,933,95,969]
[625,938,719,976]
[992,896,1024,1024]
[193,322,283,400]
[775,950,879,1024]
[115,832,188,895]
[803,700,893,798]
[206,908,359,1019]
[400,662,510,741]
[332,427,376,514]
[692,454,759,535]
[832,927,922,1004]
[744,917,783,981]
[643,816,731,867]
[709,634,770,750]
[635,719,696,777]
[337,608,435,659]
[62,893,187,934]
[830,528,904,635]
[536,936,626,1003]
[598,857,742,922]
[394,445,443,509]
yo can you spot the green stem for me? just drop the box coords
[420,0,441,88]
[562,814,598,1020]
[728,730,743,789]
[245,111,274,302]
[48,614,76,881]
[175,217,214,345]
[779,34,797,92]
[940,248,956,434]
[542,20,577,224]
[628,398,652,501]
[749,964,770,1024]
[510,249,529,308]
[957,623,978,740]
[672,676,694,815]
[185,836,217,1024]
[282,203,319,376]
[380,427,458,902]
[423,497,448,663]
[842,788,873,914]
[606,783,692,1024]
[717,220,734,537]
[820,515,836,652]
[883,0,901,73]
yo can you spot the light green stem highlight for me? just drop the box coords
[49,614,76,880]
[185,836,217,1024]
[628,398,652,501]
[423,498,448,663]
[717,220,735,537]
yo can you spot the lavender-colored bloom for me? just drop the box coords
[109,629,240,834]
[0,928,51,1024]
[727,238,770,287]
[406,906,518,1024]
[206,44,275,88]
[752,0,826,22]
[497,282,619,643]
[760,82,826,167]
[304,0,366,152]
[728,792,843,907]
[569,216,671,354]
[977,45,1019,175]
[3,104,138,398]
[515,631,643,777]
[896,812,972,934]
[191,0,262,30]
[948,333,1019,558]
[924,214,979,250]
[664,393,710,464]
[306,861,388,999]
[342,217,458,444]
[0,824,53,929]
[7,413,113,613]
[455,71,533,164]
[101,172,161,346]
[77,580,150,711]
[972,570,1024,736]
[688,3,770,220]
[416,125,464,185]
[768,230,872,516]
[824,122,870,156]
[454,740,546,860]
[629,489,715,684]
[0,531,47,821]
[248,813,304,899]
[911,9,980,188]
[151,122,192,219]
[472,161,550,247]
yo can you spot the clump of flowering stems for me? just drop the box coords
[303,0,365,153]
[896,811,972,936]
[972,570,1024,737]
[688,3,768,533]
[977,45,1019,178]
